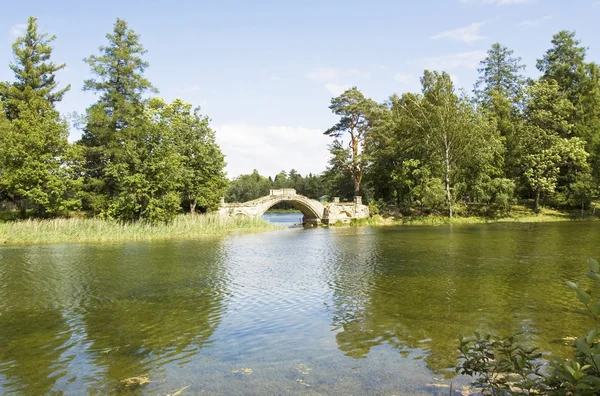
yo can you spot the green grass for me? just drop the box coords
[336,205,598,228]
[0,214,280,245]
[264,209,302,214]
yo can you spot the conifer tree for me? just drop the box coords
[475,43,525,108]
[0,16,70,120]
[0,17,80,216]
[324,87,380,197]
[474,43,526,183]
[79,18,157,212]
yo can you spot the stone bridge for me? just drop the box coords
[218,189,369,225]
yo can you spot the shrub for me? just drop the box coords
[456,258,600,395]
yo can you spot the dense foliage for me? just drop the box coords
[456,259,600,395]
[1,18,598,221]
[0,17,227,223]
[226,169,327,203]
[327,31,600,217]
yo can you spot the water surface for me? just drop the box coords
[262,212,304,227]
[1,220,599,394]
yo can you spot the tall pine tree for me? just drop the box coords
[0,16,80,216]
[79,18,157,212]
[474,43,526,183]
[0,17,70,120]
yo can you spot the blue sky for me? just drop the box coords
[1,0,599,178]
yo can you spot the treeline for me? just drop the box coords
[227,169,327,202]
[324,31,600,217]
[0,17,227,223]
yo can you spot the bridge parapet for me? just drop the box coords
[218,193,369,225]
[270,188,296,196]
[322,197,369,225]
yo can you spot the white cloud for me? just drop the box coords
[213,123,331,178]
[9,24,27,40]
[305,67,370,82]
[324,83,350,96]
[518,15,552,27]
[431,21,487,44]
[459,0,535,5]
[176,84,202,93]
[394,73,416,84]
[423,50,487,71]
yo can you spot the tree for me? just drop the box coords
[0,95,81,216]
[0,16,70,120]
[166,99,228,213]
[323,139,357,201]
[325,87,379,196]
[0,17,80,217]
[272,170,289,189]
[226,170,272,203]
[474,43,525,182]
[537,30,600,183]
[570,172,598,215]
[79,18,157,212]
[537,30,587,104]
[474,43,525,108]
[101,99,183,223]
[519,80,589,212]
[401,71,504,217]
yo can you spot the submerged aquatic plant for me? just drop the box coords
[456,258,600,395]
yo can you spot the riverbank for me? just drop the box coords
[264,209,302,214]
[0,214,280,245]
[341,206,599,227]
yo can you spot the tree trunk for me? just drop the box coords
[444,138,452,218]
[190,200,197,214]
[534,185,541,213]
[354,179,360,197]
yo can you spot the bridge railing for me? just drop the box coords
[269,189,296,196]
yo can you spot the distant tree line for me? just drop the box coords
[0,17,228,223]
[323,31,600,217]
[226,169,328,204]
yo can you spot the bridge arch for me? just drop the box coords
[218,189,325,224]
[255,196,324,220]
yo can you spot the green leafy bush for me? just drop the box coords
[456,258,600,395]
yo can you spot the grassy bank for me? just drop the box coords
[264,209,302,214]
[340,206,598,227]
[0,214,280,245]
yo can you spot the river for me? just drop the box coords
[0,218,599,394]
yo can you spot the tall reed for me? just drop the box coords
[0,214,279,245]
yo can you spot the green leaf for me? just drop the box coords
[588,258,599,273]
[576,381,592,390]
[566,281,579,290]
[594,302,600,316]
[575,308,594,318]
[576,289,591,305]
[585,375,600,388]
[586,329,598,344]
[564,363,576,377]
[575,337,592,355]
[586,271,600,281]
[594,354,600,369]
